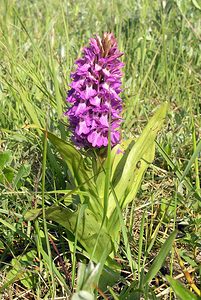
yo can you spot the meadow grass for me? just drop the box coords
[0,0,201,299]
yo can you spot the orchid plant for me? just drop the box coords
[25,33,169,294]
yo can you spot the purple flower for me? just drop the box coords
[65,33,124,148]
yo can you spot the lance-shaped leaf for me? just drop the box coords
[46,131,103,216]
[166,276,200,300]
[46,205,113,263]
[107,144,154,238]
[114,102,167,204]
[47,131,93,188]
[101,102,168,218]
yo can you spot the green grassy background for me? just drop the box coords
[0,0,200,298]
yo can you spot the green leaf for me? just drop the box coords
[143,230,177,285]
[72,291,95,300]
[13,163,31,188]
[0,151,12,170]
[0,218,32,242]
[99,266,120,292]
[4,250,37,290]
[46,131,103,216]
[24,208,42,221]
[45,205,113,262]
[0,167,15,184]
[47,131,92,187]
[166,275,201,300]
[106,102,168,217]
[192,0,201,10]
[95,140,132,204]
[179,250,198,268]
[76,261,105,293]
[114,102,167,201]
[107,186,137,273]
[121,143,155,209]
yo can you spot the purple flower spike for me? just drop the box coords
[66,33,124,148]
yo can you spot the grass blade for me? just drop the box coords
[166,276,200,300]
[142,230,177,285]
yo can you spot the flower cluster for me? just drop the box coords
[66,33,124,148]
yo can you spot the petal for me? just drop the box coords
[90,38,100,54]
[85,115,92,127]
[102,68,111,77]
[74,102,87,115]
[111,131,120,145]
[82,85,97,100]
[77,63,90,75]
[96,135,104,147]
[67,89,76,103]
[87,131,102,147]
[89,96,101,106]
[91,119,97,129]
[76,119,90,135]
[99,114,109,127]
[101,82,110,92]
[70,79,85,90]
[95,64,102,72]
